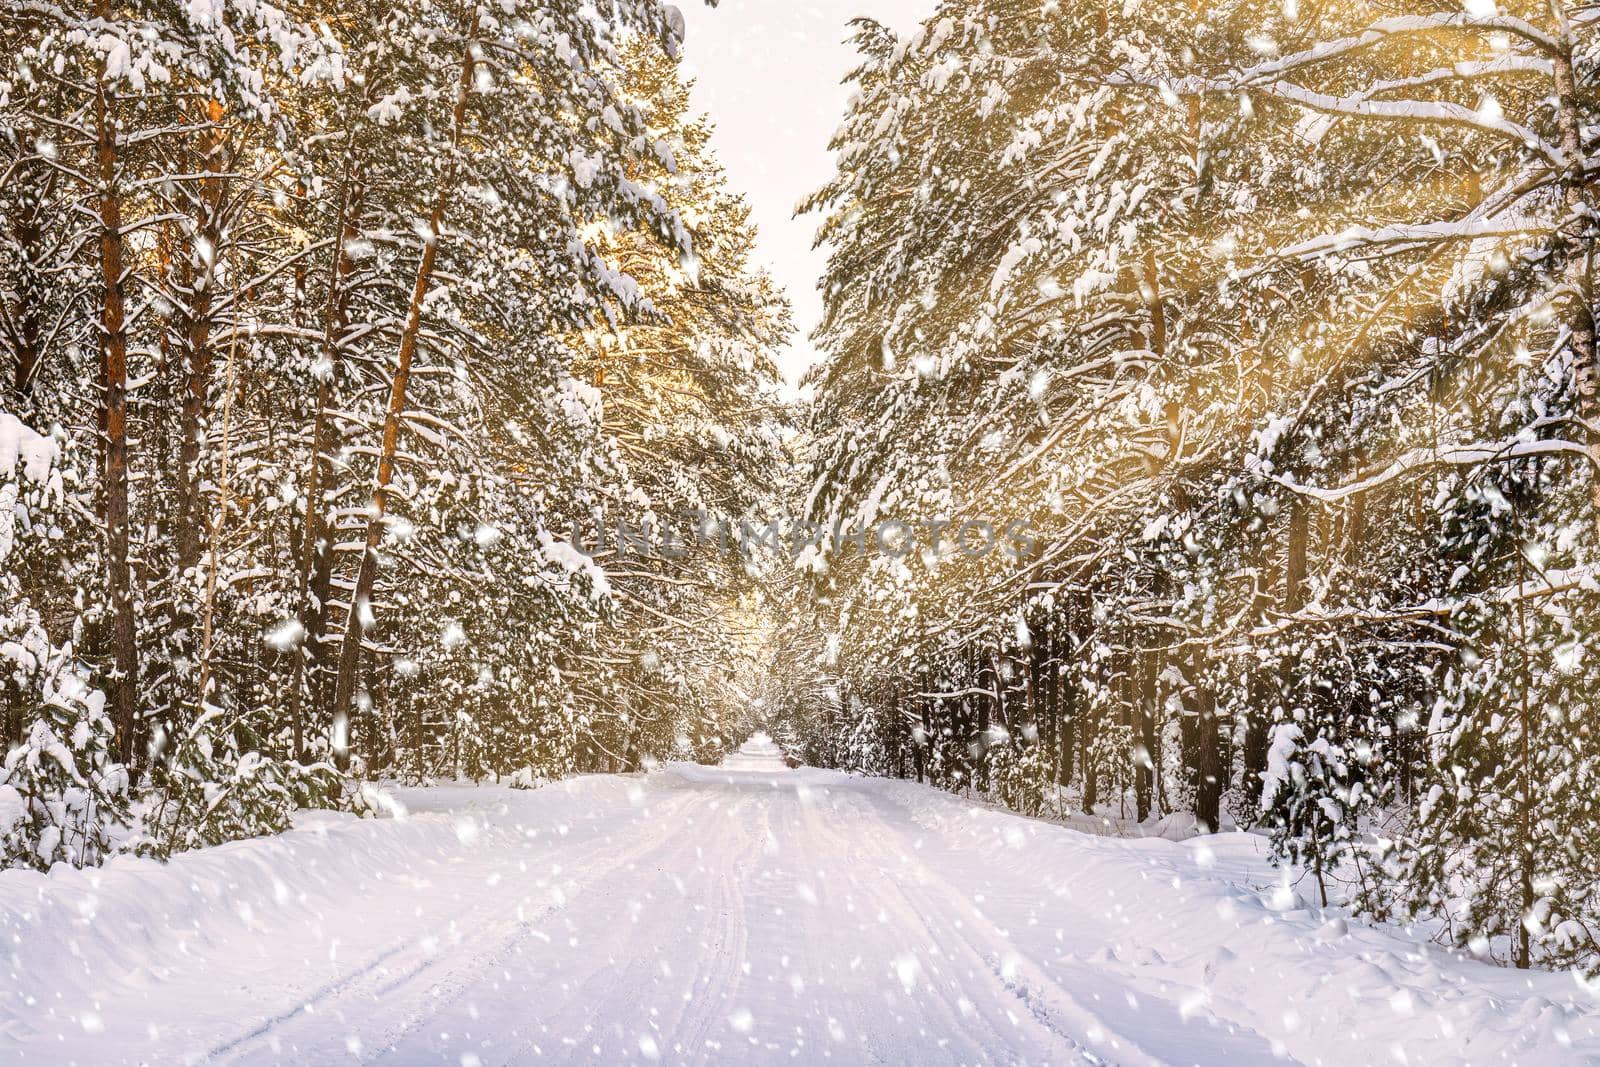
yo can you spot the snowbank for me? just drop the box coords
[864,774,1600,1065]
[0,775,657,1061]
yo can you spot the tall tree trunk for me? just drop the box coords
[1240,668,1272,814]
[174,100,228,575]
[1549,28,1600,535]
[291,168,363,758]
[1058,603,1076,787]
[988,649,1010,736]
[196,268,241,709]
[1192,654,1222,833]
[917,689,932,784]
[331,36,478,749]
[1078,622,1097,813]
[973,661,991,790]
[912,688,926,784]
[1285,497,1309,614]
[1239,562,1278,812]
[93,9,140,765]
[1136,639,1158,822]
[1513,552,1535,968]
[896,676,910,778]
[1344,495,1366,564]
[1142,249,1166,357]
[1018,643,1037,745]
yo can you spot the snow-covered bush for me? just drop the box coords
[988,742,1051,817]
[1385,592,1600,974]
[1259,719,1385,910]
[1,414,131,871]
[0,664,130,871]
[1086,724,1138,820]
[505,766,552,791]
[132,707,354,858]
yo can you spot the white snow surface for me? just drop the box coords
[2,735,1596,1065]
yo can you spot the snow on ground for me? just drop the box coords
[1,734,1596,1065]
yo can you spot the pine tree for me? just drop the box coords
[0,412,130,869]
[788,0,1599,980]
[1,0,788,863]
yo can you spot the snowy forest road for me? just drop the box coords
[2,737,1595,1066]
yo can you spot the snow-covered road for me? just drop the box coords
[2,737,1596,1065]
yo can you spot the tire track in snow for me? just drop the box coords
[785,780,1095,1066]
[369,780,767,1065]
[844,785,1297,1067]
[206,786,706,1065]
[655,791,760,1062]
[505,787,765,1066]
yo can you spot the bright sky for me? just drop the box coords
[676,0,932,392]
